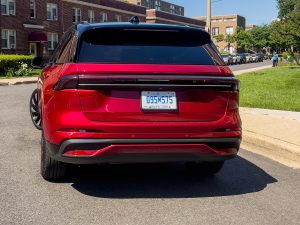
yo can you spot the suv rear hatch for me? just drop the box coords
[74,26,237,122]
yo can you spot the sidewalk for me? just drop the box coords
[240,107,300,168]
[234,65,272,75]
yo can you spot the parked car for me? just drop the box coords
[251,54,259,62]
[221,54,234,65]
[256,54,264,62]
[231,54,241,64]
[30,19,241,180]
[241,53,252,63]
[238,54,247,64]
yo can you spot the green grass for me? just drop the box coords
[239,67,300,112]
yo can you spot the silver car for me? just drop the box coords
[231,54,241,64]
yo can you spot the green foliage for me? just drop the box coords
[248,25,271,49]
[270,11,300,53]
[277,0,300,18]
[234,27,252,51]
[215,34,224,42]
[0,55,33,73]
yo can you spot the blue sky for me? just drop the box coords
[170,0,278,25]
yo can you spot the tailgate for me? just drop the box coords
[76,64,237,123]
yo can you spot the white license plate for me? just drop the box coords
[141,91,177,110]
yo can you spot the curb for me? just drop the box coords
[0,77,38,86]
[242,131,300,168]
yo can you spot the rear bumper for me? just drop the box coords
[46,137,240,164]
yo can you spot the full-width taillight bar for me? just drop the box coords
[54,74,240,91]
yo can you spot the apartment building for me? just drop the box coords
[146,9,205,27]
[0,0,205,57]
[127,0,184,16]
[0,0,146,57]
[196,14,246,53]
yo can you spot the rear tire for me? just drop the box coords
[41,133,67,180]
[185,161,224,176]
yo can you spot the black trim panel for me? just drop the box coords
[46,138,240,164]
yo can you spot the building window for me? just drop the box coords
[224,18,236,22]
[72,8,81,23]
[170,4,175,14]
[100,12,107,22]
[177,7,183,16]
[88,10,94,23]
[226,26,234,35]
[224,46,235,53]
[144,0,150,8]
[47,32,58,50]
[47,3,58,21]
[155,0,161,10]
[30,0,36,18]
[212,19,222,23]
[1,29,16,49]
[212,27,219,36]
[1,0,16,15]
[115,15,121,22]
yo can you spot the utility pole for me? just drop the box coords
[207,0,212,35]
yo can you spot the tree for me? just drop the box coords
[270,9,300,52]
[225,34,235,52]
[277,0,300,18]
[234,27,253,51]
[248,25,271,51]
[215,34,224,43]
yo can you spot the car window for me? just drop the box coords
[77,28,223,65]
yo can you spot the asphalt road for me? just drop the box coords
[229,60,271,72]
[0,84,299,225]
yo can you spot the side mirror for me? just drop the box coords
[32,56,44,69]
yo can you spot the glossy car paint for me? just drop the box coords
[37,24,241,163]
[38,63,240,143]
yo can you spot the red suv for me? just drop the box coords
[30,20,241,180]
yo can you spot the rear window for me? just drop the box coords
[77,27,223,65]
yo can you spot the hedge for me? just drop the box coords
[0,54,33,72]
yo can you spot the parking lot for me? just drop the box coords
[0,83,299,225]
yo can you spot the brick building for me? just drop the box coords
[146,9,204,27]
[127,0,184,16]
[196,14,246,53]
[0,0,145,57]
[0,0,205,57]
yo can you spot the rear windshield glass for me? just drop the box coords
[77,27,222,65]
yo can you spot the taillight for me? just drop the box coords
[53,75,78,90]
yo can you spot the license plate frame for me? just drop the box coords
[141,91,178,111]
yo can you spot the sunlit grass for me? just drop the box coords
[238,67,300,112]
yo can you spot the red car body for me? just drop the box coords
[35,22,241,179]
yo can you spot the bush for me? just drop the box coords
[282,52,288,59]
[0,54,33,76]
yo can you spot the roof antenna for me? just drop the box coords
[129,16,140,24]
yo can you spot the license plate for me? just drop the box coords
[141,91,177,110]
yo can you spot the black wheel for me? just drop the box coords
[185,161,224,176]
[41,133,67,180]
[30,89,42,130]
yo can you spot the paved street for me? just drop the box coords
[229,60,271,72]
[0,84,299,225]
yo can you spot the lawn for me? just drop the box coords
[238,67,300,112]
